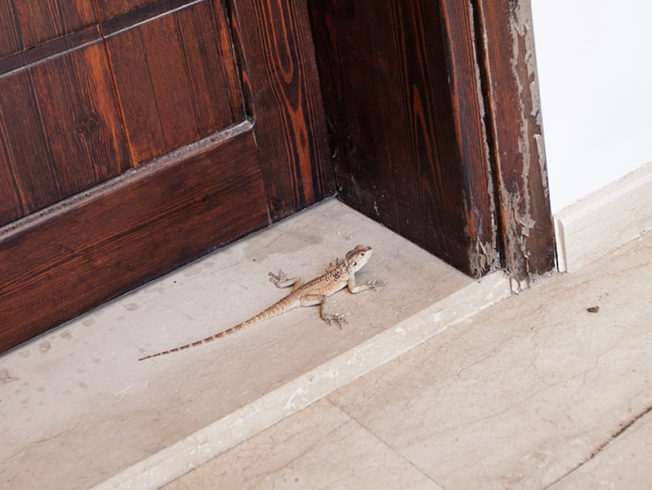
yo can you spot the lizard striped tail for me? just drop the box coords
[138,296,297,361]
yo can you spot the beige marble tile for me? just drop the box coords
[550,409,652,489]
[96,273,506,489]
[163,399,443,490]
[0,199,478,489]
[328,232,652,488]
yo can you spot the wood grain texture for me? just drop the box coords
[309,0,494,275]
[475,0,555,282]
[230,0,334,221]
[438,0,500,276]
[104,0,245,165]
[0,123,267,353]
[0,39,131,227]
[310,0,554,280]
[0,0,96,58]
[0,0,335,352]
[95,0,157,20]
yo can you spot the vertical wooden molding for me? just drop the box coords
[475,0,555,285]
[439,0,500,277]
[229,0,334,221]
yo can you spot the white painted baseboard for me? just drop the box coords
[554,161,652,273]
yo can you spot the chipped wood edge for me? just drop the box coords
[475,0,556,283]
[92,271,511,490]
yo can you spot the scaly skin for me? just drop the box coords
[139,245,383,361]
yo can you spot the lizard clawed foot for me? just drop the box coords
[366,279,385,290]
[268,270,287,286]
[323,313,347,329]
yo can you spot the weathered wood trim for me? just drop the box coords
[439,0,500,276]
[474,0,556,284]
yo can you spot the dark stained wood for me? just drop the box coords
[0,134,23,224]
[95,0,157,20]
[475,0,555,283]
[309,0,496,275]
[310,0,555,281]
[438,0,501,276]
[0,0,96,58]
[103,0,245,164]
[230,0,334,221]
[0,0,335,353]
[0,38,131,227]
[0,123,267,353]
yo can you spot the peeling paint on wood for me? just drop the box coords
[475,0,556,283]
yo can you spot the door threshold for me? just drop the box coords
[0,199,510,490]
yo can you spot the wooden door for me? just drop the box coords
[0,0,333,353]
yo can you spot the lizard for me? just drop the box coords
[139,244,383,361]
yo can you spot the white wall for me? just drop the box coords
[531,1,652,213]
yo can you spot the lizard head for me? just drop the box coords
[345,245,373,272]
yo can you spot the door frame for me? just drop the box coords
[309,0,555,286]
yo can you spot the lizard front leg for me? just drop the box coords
[302,294,347,329]
[347,274,385,293]
[269,270,304,292]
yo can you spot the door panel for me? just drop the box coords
[0,0,96,58]
[0,36,131,226]
[0,124,266,351]
[0,0,333,353]
[103,0,244,164]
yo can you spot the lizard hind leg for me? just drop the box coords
[303,294,347,329]
[269,270,304,292]
[347,276,385,294]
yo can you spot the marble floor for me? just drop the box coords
[165,230,652,489]
[1,200,508,489]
